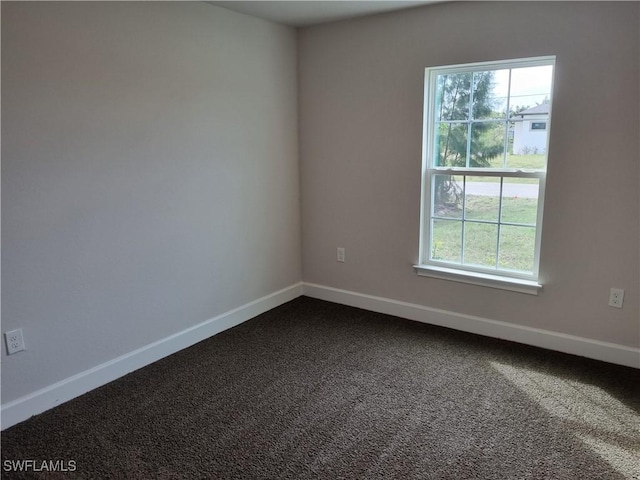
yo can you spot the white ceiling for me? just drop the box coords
[207,1,441,27]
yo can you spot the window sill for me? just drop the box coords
[414,264,542,295]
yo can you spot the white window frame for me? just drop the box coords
[415,56,555,295]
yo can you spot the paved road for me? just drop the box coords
[464,182,539,198]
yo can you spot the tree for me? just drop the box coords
[433,72,504,212]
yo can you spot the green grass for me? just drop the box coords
[431,195,538,272]
[500,153,546,170]
[464,195,499,221]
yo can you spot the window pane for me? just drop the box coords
[464,176,500,222]
[435,73,471,121]
[509,65,553,112]
[431,219,462,263]
[472,69,509,119]
[508,65,552,162]
[470,122,506,168]
[506,125,547,169]
[509,117,549,161]
[435,123,468,167]
[501,179,539,225]
[463,222,498,268]
[499,225,536,273]
[433,174,464,219]
[510,96,551,115]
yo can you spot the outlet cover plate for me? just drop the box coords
[608,288,624,309]
[5,329,25,355]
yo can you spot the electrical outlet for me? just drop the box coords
[608,288,624,309]
[337,247,345,263]
[5,329,25,355]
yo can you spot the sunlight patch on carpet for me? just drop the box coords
[490,361,640,479]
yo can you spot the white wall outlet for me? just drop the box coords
[608,288,624,309]
[337,247,345,263]
[5,329,25,355]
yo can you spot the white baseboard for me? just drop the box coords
[302,282,640,369]
[1,283,303,431]
[3,281,637,430]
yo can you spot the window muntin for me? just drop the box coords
[420,57,554,282]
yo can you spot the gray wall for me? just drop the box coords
[2,2,300,403]
[299,2,640,347]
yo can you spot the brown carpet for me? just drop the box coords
[2,296,639,479]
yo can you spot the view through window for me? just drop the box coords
[419,57,555,286]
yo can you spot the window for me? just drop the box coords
[416,57,555,294]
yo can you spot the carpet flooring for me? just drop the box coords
[2,296,639,479]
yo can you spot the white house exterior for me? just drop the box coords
[512,103,549,154]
